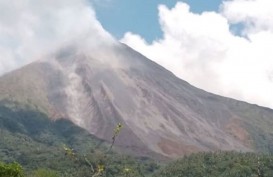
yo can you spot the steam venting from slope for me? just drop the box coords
[0,0,114,75]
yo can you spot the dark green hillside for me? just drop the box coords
[0,102,159,176]
[153,151,273,177]
[2,101,273,177]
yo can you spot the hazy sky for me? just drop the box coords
[0,0,273,109]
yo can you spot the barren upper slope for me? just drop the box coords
[1,42,273,159]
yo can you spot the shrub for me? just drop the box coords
[0,161,24,177]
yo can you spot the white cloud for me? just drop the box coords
[0,0,113,75]
[121,0,273,108]
[222,0,273,34]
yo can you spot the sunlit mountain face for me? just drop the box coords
[1,40,273,159]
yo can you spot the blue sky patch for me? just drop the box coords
[92,0,223,42]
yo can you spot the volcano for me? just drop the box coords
[1,41,273,159]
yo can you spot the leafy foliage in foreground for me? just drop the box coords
[154,151,273,177]
[0,161,24,177]
[3,151,273,177]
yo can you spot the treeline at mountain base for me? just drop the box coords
[2,151,273,177]
[154,151,273,177]
[1,104,273,176]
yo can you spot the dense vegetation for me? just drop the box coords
[0,161,24,177]
[0,102,159,176]
[2,151,273,177]
[2,101,273,177]
[154,151,273,177]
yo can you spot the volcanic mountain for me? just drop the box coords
[1,41,273,159]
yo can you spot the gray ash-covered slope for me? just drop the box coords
[1,42,273,159]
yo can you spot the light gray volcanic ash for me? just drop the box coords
[1,41,273,159]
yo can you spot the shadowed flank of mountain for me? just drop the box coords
[0,101,160,176]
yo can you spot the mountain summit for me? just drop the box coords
[1,41,273,159]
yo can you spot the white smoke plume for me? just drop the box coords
[0,0,113,75]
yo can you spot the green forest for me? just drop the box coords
[0,103,159,177]
[154,151,273,177]
[1,103,273,177]
[2,151,273,177]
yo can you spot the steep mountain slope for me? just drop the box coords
[0,42,273,159]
